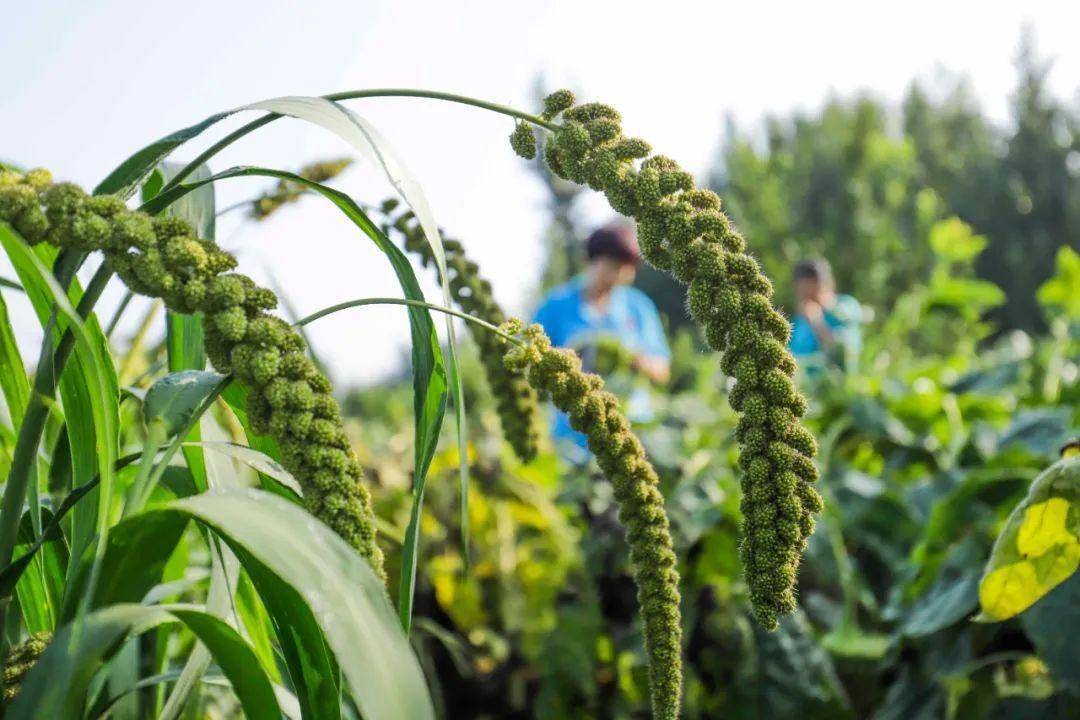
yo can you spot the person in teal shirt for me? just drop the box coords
[788,259,863,371]
[533,223,670,458]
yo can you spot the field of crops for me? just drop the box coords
[0,61,1077,720]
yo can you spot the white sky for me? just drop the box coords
[2,0,1078,385]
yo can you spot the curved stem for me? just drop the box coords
[325,89,559,131]
[160,89,559,195]
[104,289,134,339]
[214,199,254,218]
[294,296,522,347]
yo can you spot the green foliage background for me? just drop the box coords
[350,224,1078,718]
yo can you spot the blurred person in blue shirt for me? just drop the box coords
[788,258,863,371]
[533,223,670,459]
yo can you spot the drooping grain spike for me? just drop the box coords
[0,169,383,578]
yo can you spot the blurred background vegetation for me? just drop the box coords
[326,35,1080,719]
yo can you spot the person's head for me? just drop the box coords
[793,258,836,305]
[585,223,640,290]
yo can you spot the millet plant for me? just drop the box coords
[0,85,818,719]
[511,90,822,630]
[503,320,683,720]
[0,169,384,576]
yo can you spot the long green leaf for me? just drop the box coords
[0,288,30,429]
[9,603,281,719]
[0,453,140,603]
[143,489,436,719]
[99,88,554,205]
[1,241,114,526]
[239,543,341,720]
[0,226,118,629]
[187,441,302,497]
[12,509,61,634]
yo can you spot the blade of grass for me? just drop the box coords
[9,246,118,586]
[93,111,233,199]
[185,441,301,497]
[11,603,281,719]
[0,288,30,429]
[165,489,435,719]
[1,246,80,543]
[98,89,556,205]
[0,229,118,640]
[0,253,107,648]
[13,508,58,634]
[294,297,520,344]
[159,411,250,720]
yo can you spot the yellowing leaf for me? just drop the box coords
[978,456,1080,621]
[1017,498,1077,557]
[979,562,1039,621]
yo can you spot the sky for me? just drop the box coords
[2,0,1078,385]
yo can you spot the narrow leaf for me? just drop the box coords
[159,489,436,719]
[10,603,281,719]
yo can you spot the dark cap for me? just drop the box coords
[793,258,833,284]
[585,223,641,266]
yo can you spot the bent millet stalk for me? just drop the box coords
[0,169,383,578]
[503,320,682,720]
[511,91,823,630]
[385,204,541,464]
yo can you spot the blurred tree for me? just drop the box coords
[709,97,930,316]
[905,30,1079,333]
[695,29,1077,334]
[985,29,1079,331]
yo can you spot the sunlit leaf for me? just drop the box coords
[159,489,436,719]
[978,456,1080,621]
[928,217,986,263]
[143,370,227,439]
[1036,245,1080,319]
[187,441,302,496]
